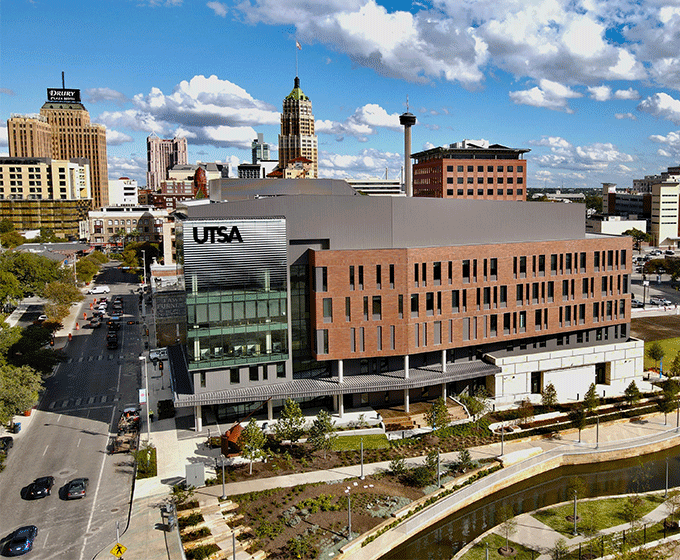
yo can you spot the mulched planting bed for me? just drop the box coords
[230,474,423,560]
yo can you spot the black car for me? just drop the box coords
[107,339,118,349]
[64,477,89,499]
[26,476,54,499]
[5,525,38,556]
[0,436,13,455]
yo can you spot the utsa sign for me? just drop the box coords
[192,226,243,244]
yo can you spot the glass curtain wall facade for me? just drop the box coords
[179,218,289,371]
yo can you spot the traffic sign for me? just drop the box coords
[110,543,127,558]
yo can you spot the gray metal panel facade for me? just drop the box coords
[186,194,587,254]
[182,218,287,292]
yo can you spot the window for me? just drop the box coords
[565,253,572,274]
[349,266,355,290]
[467,178,474,185]
[372,296,382,320]
[551,254,557,275]
[490,315,497,336]
[490,258,498,280]
[532,283,539,304]
[477,165,484,172]
[497,189,504,195]
[547,281,554,302]
[447,165,454,172]
[462,317,470,341]
[579,303,586,324]
[487,188,493,195]
[315,267,327,292]
[358,265,364,289]
[250,366,258,381]
[580,252,587,273]
[433,261,441,285]
[363,296,369,320]
[416,290,431,318]
[414,263,419,287]
[483,287,491,309]
[230,369,240,384]
[593,302,600,322]
[477,189,484,195]
[594,251,600,272]
[562,279,569,301]
[398,294,403,318]
[516,284,524,305]
[531,371,541,394]
[467,165,473,172]
[503,312,511,335]
[323,298,333,322]
[359,327,365,352]
[467,188,474,195]
[535,309,542,330]
[452,290,460,312]
[519,311,526,332]
[462,260,470,283]
[500,285,507,307]
[376,264,382,289]
[377,326,382,350]
[350,328,356,352]
[457,165,464,172]
[345,297,351,321]
[457,189,464,195]
[277,363,285,378]
[411,294,419,317]
[389,264,395,288]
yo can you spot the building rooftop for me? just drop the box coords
[285,76,309,101]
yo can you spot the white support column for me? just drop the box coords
[404,389,410,413]
[404,355,410,379]
[338,359,344,383]
[441,382,447,400]
[195,405,203,432]
[339,397,344,418]
[267,399,274,421]
[441,350,446,372]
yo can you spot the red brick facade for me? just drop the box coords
[413,157,527,200]
[310,237,632,361]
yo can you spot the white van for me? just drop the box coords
[87,285,110,295]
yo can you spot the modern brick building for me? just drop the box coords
[163,184,642,429]
[412,140,529,200]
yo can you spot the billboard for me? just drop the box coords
[46,88,81,103]
[181,218,287,293]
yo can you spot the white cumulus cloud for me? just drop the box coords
[316,103,401,141]
[207,1,228,17]
[510,79,581,112]
[318,147,402,179]
[106,130,134,145]
[85,88,128,105]
[588,85,611,101]
[637,93,680,125]
[530,135,633,171]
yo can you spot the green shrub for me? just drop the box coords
[178,512,204,530]
[184,543,220,560]
[403,465,433,487]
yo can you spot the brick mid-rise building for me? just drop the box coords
[412,140,529,200]
[162,186,642,429]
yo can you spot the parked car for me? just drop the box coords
[665,250,676,256]
[0,436,13,455]
[26,476,54,499]
[5,525,38,556]
[650,249,662,256]
[90,318,101,329]
[650,296,672,306]
[64,478,89,499]
[631,299,644,308]
[107,339,118,350]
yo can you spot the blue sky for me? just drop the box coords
[3,0,680,190]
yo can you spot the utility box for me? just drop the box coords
[185,462,205,488]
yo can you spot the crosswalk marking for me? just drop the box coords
[45,394,115,411]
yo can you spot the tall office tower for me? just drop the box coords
[7,115,53,158]
[278,77,318,178]
[147,135,188,192]
[37,88,109,209]
[251,133,270,164]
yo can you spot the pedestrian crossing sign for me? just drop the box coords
[110,543,127,557]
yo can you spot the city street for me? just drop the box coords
[0,265,145,560]
[629,247,680,307]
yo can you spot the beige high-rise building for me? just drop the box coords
[39,95,108,209]
[277,77,318,178]
[7,115,53,158]
[147,135,188,191]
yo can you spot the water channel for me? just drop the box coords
[381,445,680,560]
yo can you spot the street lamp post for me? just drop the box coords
[596,416,599,449]
[138,355,150,442]
[347,493,352,540]
[573,490,578,536]
[141,249,147,287]
[360,438,364,480]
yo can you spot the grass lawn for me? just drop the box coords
[459,533,538,560]
[533,494,664,536]
[644,337,680,370]
[331,434,390,451]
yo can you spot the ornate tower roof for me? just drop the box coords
[285,77,309,101]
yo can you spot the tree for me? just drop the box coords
[669,351,680,378]
[646,342,665,371]
[308,409,336,459]
[465,386,490,421]
[497,503,518,555]
[623,381,641,408]
[0,363,43,425]
[584,382,600,413]
[0,231,24,249]
[621,494,645,533]
[238,419,267,475]
[44,281,84,307]
[568,406,587,443]
[0,271,22,309]
[169,483,195,507]
[656,379,679,425]
[426,397,451,430]
[541,383,558,410]
[622,228,651,253]
[274,399,305,446]
[550,537,569,560]
[0,219,14,234]
[517,398,534,425]
[666,489,680,523]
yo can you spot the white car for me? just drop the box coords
[87,285,110,295]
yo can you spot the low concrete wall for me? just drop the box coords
[337,432,680,560]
